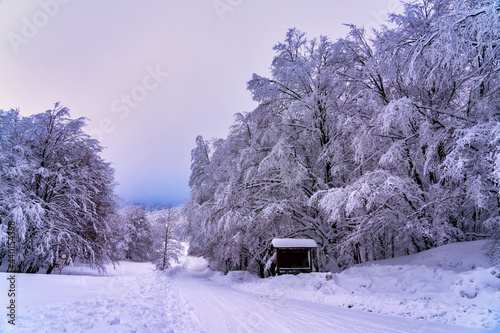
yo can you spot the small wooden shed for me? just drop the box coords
[271,238,318,275]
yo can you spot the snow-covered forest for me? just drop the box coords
[0,104,183,273]
[110,205,184,270]
[0,0,498,280]
[185,0,500,276]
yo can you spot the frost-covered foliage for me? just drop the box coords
[110,205,184,269]
[0,104,118,273]
[185,0,500,274]
[120,205,154,262]
[149,207,184,270]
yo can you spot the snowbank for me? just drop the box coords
[0,259,156,277]
[61,260,156,276]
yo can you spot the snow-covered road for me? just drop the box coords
[173,261,485,333]
[1,241,497,332]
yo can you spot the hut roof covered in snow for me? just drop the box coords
[271,238,317,248]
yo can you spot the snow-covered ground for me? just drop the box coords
[0,261,199,332]
[0,240,498,332]
[217,240,499,330]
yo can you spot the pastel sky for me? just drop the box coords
[0,0,400,207]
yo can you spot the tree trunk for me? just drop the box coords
[258,261,265,278]
[26,265,39,274]
[162,225,169,270]
[46,264,55,274]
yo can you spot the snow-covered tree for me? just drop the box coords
[185,0,500,273]
[313,0,500,265]
[0,104,118,273]
[117,205,154,262]
[149,207,184,270]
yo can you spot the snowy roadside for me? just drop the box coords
[0,262,201,333]
[211,240,499,330]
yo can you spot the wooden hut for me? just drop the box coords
[271,238,318,275]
